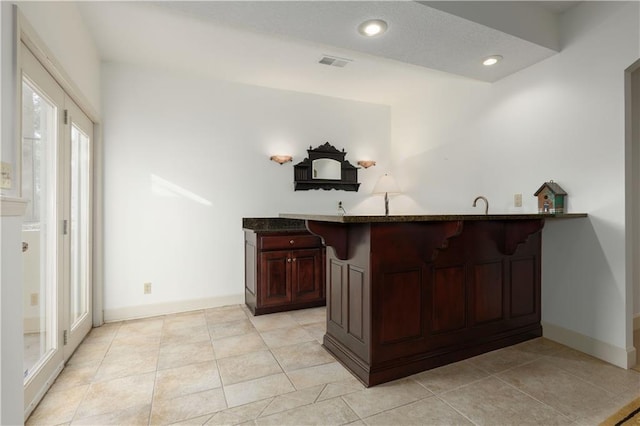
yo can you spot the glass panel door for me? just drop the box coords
[63,100,93,357]
[21,78,58,381]
[21,42,66,416]
[21,41,94,418]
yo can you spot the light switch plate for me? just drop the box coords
[1,162,12,189]
[514,193,523,207]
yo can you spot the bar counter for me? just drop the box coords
[280,212,587,386]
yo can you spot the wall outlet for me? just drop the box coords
[514,193,523,207]
[144,282,152,294]
[30,293,39,306]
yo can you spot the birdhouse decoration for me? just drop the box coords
[534,180,567,214]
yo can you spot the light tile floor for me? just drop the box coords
[26,305,640,425]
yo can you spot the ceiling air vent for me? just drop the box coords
[318,55,353,68]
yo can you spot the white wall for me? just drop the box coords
[102,62,390,320]
[16,1,101,116]
[391,1,639,366]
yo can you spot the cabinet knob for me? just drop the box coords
[287,258,292,263]
[292,258,296,262]
[289,240,295,245]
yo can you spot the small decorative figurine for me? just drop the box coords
[534,180,567,214]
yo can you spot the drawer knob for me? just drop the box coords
[289,240,295,245]
[287,258,292,263]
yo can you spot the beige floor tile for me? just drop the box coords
[83,322,120,341]
[249,312,299,332]
[271,341,335,371]
[49,363,99,392]
[255,397,358,425]
[94,349,159,382]
[205,305,250,325]
[302,322,326,344]
[171,414,214,425]
[496,358,616,421]
[162,311,206,331]
[212,331,267,359]
[71,403,150,425]
[154,361,222,401]
[217,350,282,386]
[208,319,255,340]
[66,343,109,367]
[411,359,488,394]
[316,380,365,402]
[512,337,567,356]
[545,347,640,396]
[259,326,315,349]
[110,329,162,347]
[150,388,227,425]
[289,307,326,326]
[441,376,570,425]
[467,344,542,374]
[286,362,355,389]
[107,338,161,356]
[29,307,636,426]
[341,378,432,418]
[157,340,216,370]
[205,398,273,425]
[161,324,211,346]
[119,317,165,334]
[223,373,295,408]
[260,385,325,417]
[364,396,473,425]
[26,384,89,425]
[74,372,155,419]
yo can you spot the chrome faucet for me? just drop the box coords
[473,196,489,215]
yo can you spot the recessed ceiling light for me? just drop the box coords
[358,19,388,37]
[483,55,503,66]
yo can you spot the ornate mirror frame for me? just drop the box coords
[293,142,360,191]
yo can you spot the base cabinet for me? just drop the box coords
[245,230,325,315]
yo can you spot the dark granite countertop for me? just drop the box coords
[242,217,307,232]
[279,213,588,224]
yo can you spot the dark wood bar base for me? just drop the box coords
[307,219,545,387]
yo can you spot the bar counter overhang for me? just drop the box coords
[280,213,587,387]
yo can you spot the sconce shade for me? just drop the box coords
[357,160,376,169]
[372,173,401,195]
[270,155,293,165]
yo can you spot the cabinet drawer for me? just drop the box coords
[260,234,321,251]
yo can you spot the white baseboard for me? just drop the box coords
[543,321,636,369]
[103,294,244,323]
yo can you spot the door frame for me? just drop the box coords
[16,9,103,420]
[18,9,103,329]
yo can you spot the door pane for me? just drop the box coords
[22,79,58,380]
[69,124,90,328]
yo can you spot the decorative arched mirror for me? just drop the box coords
[294,142,360,191]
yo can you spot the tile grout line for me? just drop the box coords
[68,321,121,424]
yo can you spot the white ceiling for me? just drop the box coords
[77,1,581,105]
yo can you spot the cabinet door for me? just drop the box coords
[259,251,292,306]
[291,249,323,302]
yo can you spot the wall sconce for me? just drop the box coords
[357,160,376,169]
[270,155,293,165]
